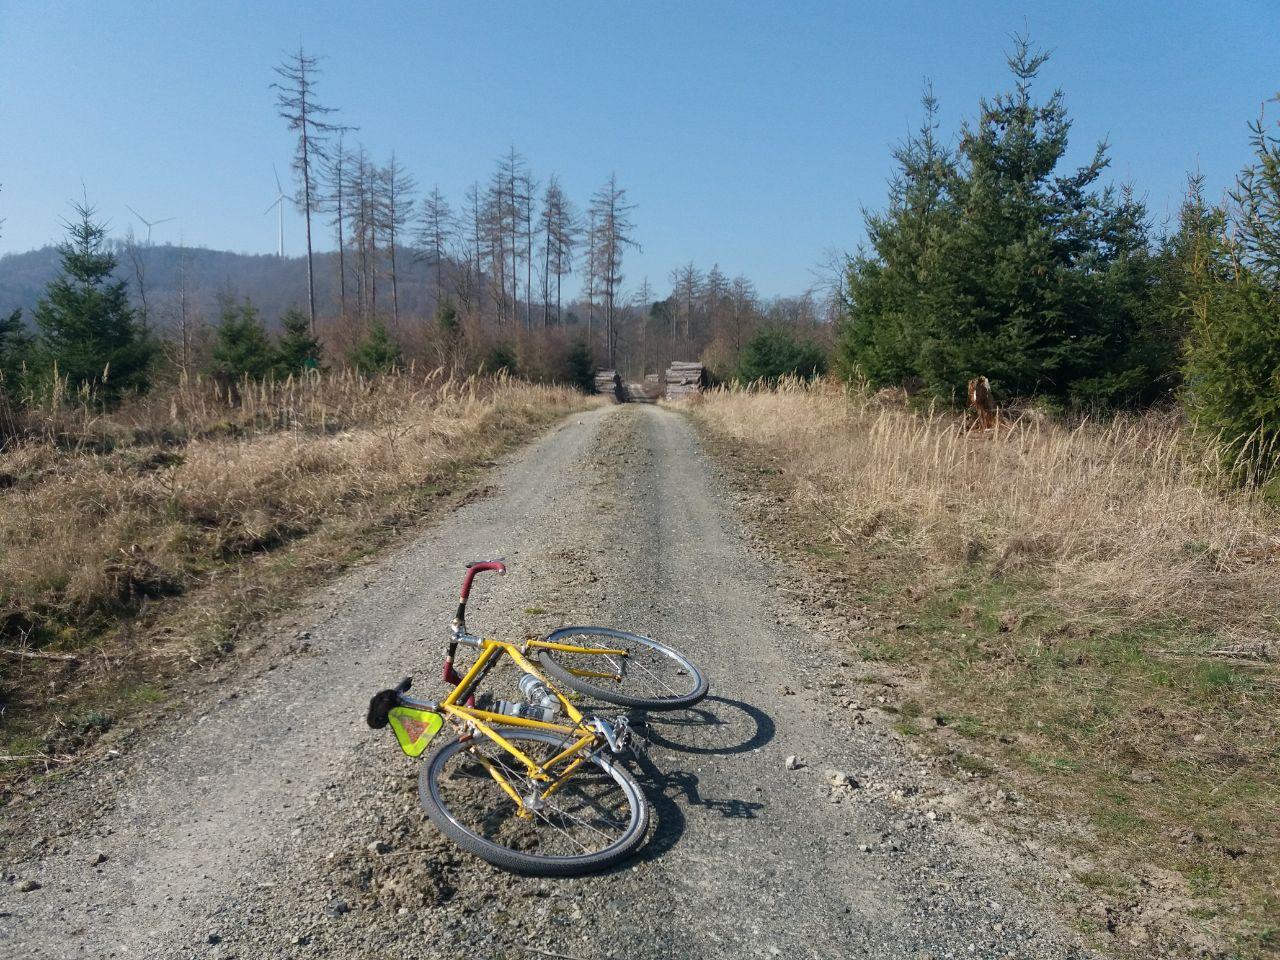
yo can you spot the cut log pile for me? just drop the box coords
[664,361,707,401]
[594,370,627,403]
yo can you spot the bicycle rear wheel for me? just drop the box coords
[536,627,708,711]
[419,729,648,876]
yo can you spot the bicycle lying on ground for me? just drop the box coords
[367,560,708,875]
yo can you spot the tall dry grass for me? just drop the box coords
[698,379,1279,646]
[1,367,591,669]
[696,378,1280,949]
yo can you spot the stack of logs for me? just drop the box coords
[594,370,627,403]
[664,361,707,401]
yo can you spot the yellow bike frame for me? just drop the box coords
[438,636,628,815]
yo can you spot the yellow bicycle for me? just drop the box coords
[367,560,707,874]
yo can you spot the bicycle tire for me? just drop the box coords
[536,627,708,711]
[419,729,649,876]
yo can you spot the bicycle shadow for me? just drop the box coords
[600,697,774,870]
[634,695,775,756]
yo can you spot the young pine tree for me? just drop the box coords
[212,300,276,380]
[561,337,595,392]
[838,39,1171,407]
[349,321,403,374]
[275,307,323,376]
[0,308,31,403]
[738,326,827,384]
[1183,119,1280,483]
[33,202,154,401]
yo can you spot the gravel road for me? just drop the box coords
[0,404,1099,959]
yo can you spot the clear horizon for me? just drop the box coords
[1,1,1277,299]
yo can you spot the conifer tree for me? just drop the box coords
[275,307,323,376]
[212,300,276,380]
[561,337,594,392]
[349,321,402,373]
[838,39,1172,407]
[1183,117,1280,481]
[33,202,154,401]
[0,307,31,403]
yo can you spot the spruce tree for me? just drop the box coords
[838,39,1172,407]
[737,326,827,384]
[275,308,323,376]
[0,308,31,403]
[561,337,595,392]
[1183,120,1280,482]
[349,321,403,374]
[33,202,154,401]
[211,300,276,380]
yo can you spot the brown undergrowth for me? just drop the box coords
[692,379,1280,957]
[0,369,595,793]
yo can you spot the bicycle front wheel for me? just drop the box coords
[419,729,649,876]
[536,627,708,711]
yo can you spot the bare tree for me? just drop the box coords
[521,166,537,328]
[704,264,728,342]
[323,132,351,320]
[589,174,639,368]
[538,175,577,326]
[584,207,598,342]
[491,148,531,327]
[454,181,486,319]
[345,146,377,321]
[272,47,345,334]
[417,185,454,310]
[485,162,514,325]
[122,229,150,331]
[670,262,704,346]
[728,274,758,357]
[377,153,416,328]
[633,276,653,374]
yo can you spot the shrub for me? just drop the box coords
[737,326,827,384]
[561,338,595,392]
[32,202,155,402]
[1183,114,1280,482]
[211,301,275,380]
[274,308,322,377]
[482,342,517,376]
[349,321,403,374]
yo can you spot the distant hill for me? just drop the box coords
[0,243,449,329]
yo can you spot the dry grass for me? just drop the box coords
[694,378,1280,955]
[0,369,593,781]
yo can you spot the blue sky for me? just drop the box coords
[0,1,1276,297]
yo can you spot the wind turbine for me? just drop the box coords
[125,205,175,245]
[264,164,287,257]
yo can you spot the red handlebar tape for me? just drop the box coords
[460,561,506,600]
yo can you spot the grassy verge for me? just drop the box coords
[691,380,1279,957]
[0,370,595,796]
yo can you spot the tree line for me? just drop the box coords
[835,37,1280,481]
[269,47,833,383]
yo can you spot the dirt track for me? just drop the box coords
[0,405,1097,959]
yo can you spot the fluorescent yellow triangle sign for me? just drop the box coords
[387,706,444,757]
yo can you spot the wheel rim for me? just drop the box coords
[427,730,643,864]
[542,627,703,704]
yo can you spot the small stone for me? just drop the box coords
[366,840,392,855]
[824,769,852,787]
[325,898,350,918]
[90,852,108,866]
[784,755,802,771]
[207,932,222,945]
[15,878,41,892]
